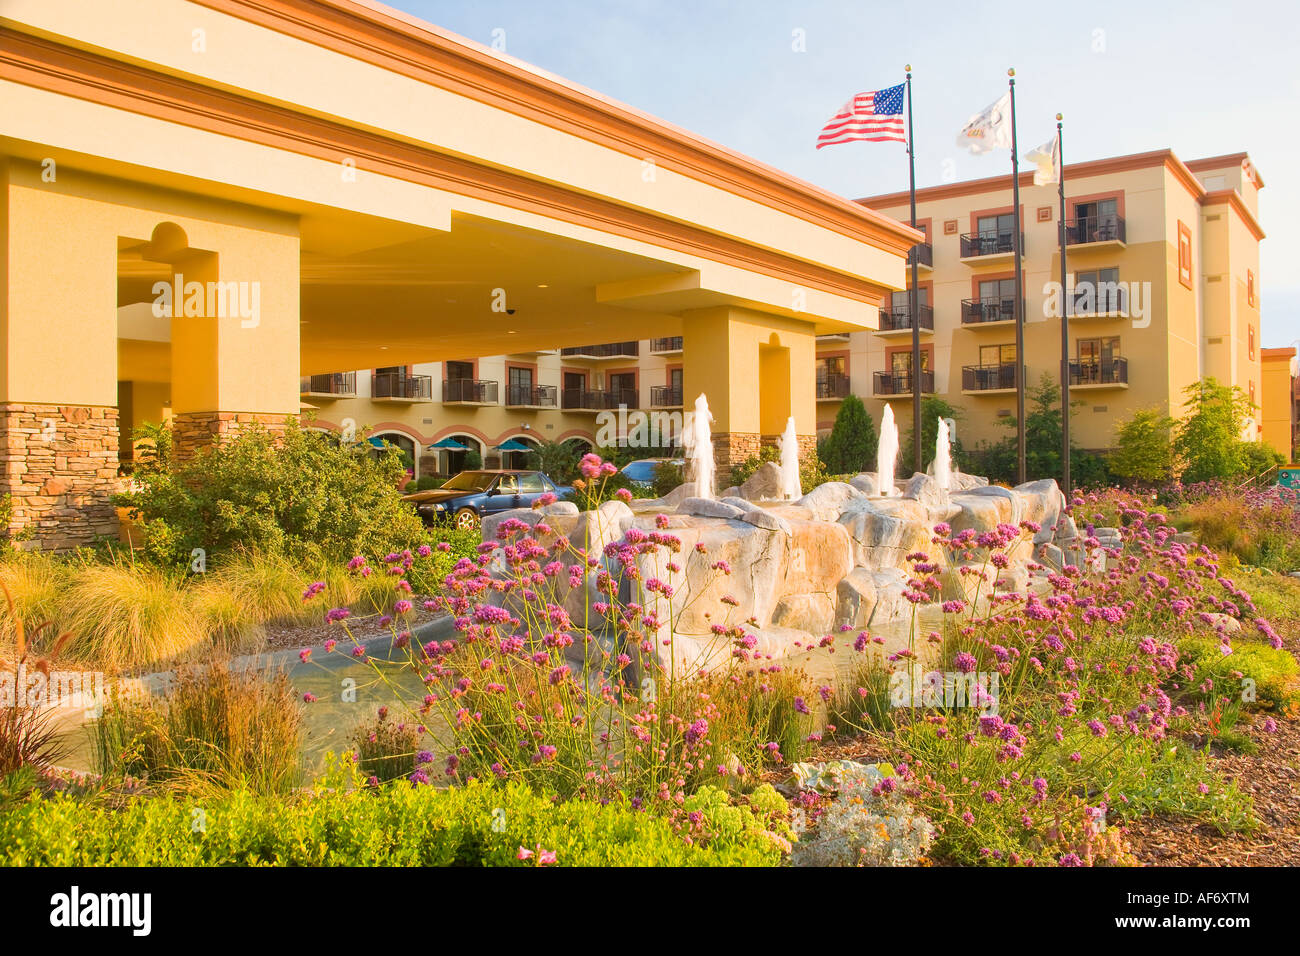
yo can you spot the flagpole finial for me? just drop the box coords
[1056,112,1063,121]
[905,63,912,73]
[1007,67,1015,77]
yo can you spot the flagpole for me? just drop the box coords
[1056,114,1070,505]
[1008,68,1026,485]
[906,65,922,475]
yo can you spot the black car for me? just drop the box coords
[402,469,572,530]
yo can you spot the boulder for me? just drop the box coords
[738,462,785,502]
[771,593,836,635]
[834,566,914,630]
[796,481,865,522]
[743,508,793,535]
[949,472,989,491]
[659,481,697,506]
[677,497,746,520]
[902,472,949,511]
[1012,479,1067,539]
[837,497,931,571]
[848,473,878,496]
[949,485,1019,535]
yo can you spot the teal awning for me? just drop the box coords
[429,438,469,450]
[494,439,532,452]
[367,437,387,448]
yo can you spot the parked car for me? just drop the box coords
[620,458,684,490]
[402,469,572,530]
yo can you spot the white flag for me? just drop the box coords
[956,92,1013,154]
[1025,133,1061,186]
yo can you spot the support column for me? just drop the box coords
[680,306,817,488]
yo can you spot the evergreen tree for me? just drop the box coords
[819,394,877,475]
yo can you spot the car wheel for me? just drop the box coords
[454,507,480,531]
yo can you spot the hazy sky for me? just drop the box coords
[389,0,1299,347]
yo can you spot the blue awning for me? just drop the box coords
[429,438,469,450]
[494,439,532,452]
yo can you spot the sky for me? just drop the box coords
[389,0,1300,347]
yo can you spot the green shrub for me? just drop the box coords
[1110,407,1176,486]
[352,708,423,784]
[728,445,827,492]
[819,394,876,475]
[0,776,784,867]
[115,421,429,572]
[92,660,303,795]
[1177,636,1300,712]
[1174,378,1260,483]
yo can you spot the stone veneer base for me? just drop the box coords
[171,411,292,459]
[0,402,120,550]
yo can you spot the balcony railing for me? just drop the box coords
[878,304,934,332]
[961,296,1024,325]
[505,383,557,407]
[1068,357,1128,386]
[300,372,356,396]
[442,378,498,404]
[561,387,639,410]
[873,370,934,395]
[1066,215,1126,246]
[649,337,683,354]
[371,371,433,400]
[560,342,639,359]
[650,385,683,407]
[962,363,1021,392]
[960,232,1023,259]
[817,374,851,400]
[908,242,933,268]
[1070,284,1128,316]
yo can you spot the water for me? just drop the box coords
[935,416,953,492]
[877,403,898,497]
[688,393,715,499]
[778,416,801,500]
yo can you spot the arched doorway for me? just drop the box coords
[496,434,540,470]
[431,433,483,477]
[369,430,418,483]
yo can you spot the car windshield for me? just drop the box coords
[440,471,496,492]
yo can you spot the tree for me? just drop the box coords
[526,439,581,484]
[982,374,1108,487]
[819,394,877,475]
[1173,378,1255,484]
[1110,407,1176,486]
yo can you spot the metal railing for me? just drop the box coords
[873,369,934,395]
[559,342,639,358]
[878,304,934,332]
[300,372,356,395]
[1068,357,1128,386]
[908,242,933,267]
[649,385,683,407]
[442,378,498,403]
[1070,284,1128,316]
[561,387,639,410]
[505,383,557,407]
[649,337,683,353]
[817,374,851,399]
[961,297,1024,325]
[960,232,1023,258]
[1066,214,1126,245]
[962,363,1020,391]
[371,371,432,400]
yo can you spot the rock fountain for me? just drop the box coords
[778,416,801,500]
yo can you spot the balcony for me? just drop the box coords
[817,374,851,401]
[961,363,1021,394]
[959,232,1024,264]
[876,304,934,337]
[442,378,498,405]
[300,372,356,398]
[907,241,933,271]
[505,383,557,408]
[873,370,934,397]
[560,342,639,360]
[1069,284,1128,319]
[1066,215,1126,248]
[371,371,433,402]
[649,385,683,408]
[960,296,1024,328]
[816,332,852,344]
[649,337,683,355]
[1068,358,1128,389]
[561,387,639,411]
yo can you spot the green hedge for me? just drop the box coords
[0,780,783,867]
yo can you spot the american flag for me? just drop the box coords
[816,84,906,149]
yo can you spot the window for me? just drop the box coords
[890,288,929,311]
[1075,267,1123,313]
[496,474,518,494]
[508,366,533,389]
[1074,197,1120,241]
[817,355,847,383]
[979,344,1017,366]
[1248,269,1256,307]
[890,350,930,374]
[1076,337,1121,383]
[609,372,636,402]
[1178,221,1193,289]
[1249,326,1256,361]
[977,212,1015,238]
[446,361,472,380]
[517,472,545,493]
[979,278,1017,301]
